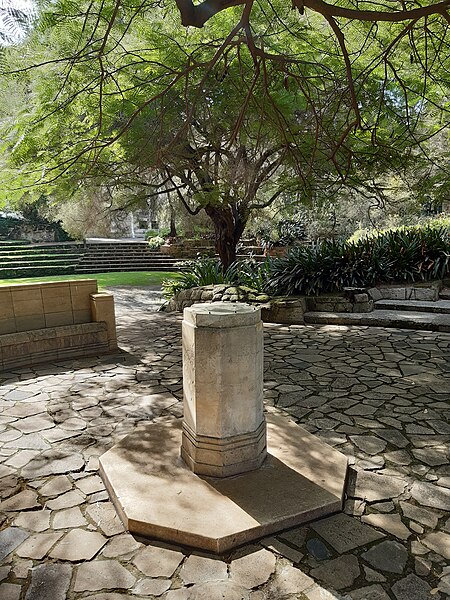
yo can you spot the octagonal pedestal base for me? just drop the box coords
[99,413,348,554]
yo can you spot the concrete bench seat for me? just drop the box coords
[0,279,117,371]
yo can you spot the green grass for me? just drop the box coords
[0,271,178,289]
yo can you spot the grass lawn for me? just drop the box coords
[0,271,178,289]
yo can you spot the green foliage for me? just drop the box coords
[269,225,450,296]
[162,257,272,298]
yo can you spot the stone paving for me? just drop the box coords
[0,287,449,600]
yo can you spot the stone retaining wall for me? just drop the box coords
[165,281,445,325]
[0,279,117,370]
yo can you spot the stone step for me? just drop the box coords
[375,299,450,314]
[74,266,177,273]
[304,310,450,332]
[439,288,450,300]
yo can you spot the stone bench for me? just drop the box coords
[0,279,117,371]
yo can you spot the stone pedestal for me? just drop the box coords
[100,302,349,553]
[181,303,266,477]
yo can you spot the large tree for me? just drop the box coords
[1,0,449,266]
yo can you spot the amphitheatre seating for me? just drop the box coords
[0,279,117,371]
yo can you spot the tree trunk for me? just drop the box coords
[204,204,246,271]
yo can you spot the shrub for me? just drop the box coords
[269,225,449,295]
[147,236,165,250]
[162,257,272,299]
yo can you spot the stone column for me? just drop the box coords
[181,302,266,477]
[90,292,117,350]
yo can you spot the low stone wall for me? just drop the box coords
[164,281,445,325]
[166,284,270,312]
[0,279,117,370]
[369,282,442,302]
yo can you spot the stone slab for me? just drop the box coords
[99,414,348,553]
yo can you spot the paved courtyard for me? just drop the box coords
[0,287,449,600]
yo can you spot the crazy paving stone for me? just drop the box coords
[0,582,21,600]
[49,529,107,561]
[133,578,172,596]
[350,436,387,455]
[39,475,72,497]
[363,566,386,583]
[22,451,84,478]
[16,532,63,559]
[412,447,448,466]
[422,532,450,559]
[12,558,33,578]
[306,538,332,560]
[53,507,88,529]
[352,471,407,502]
[4,433,50,450]
[310,555,360,590]
[370,501,394,513]
[0,490,39,512]
[180,555,228,585]
[25,563,72,600]
[230,549,276,589]
[361,540,408,574]
[4,450,40,469]
[46,490,85,510]
[11,413,54,434]
[410,481,450,510]
[132,545,184,577]
[165,581,250,600]
[349,584,391,600]
[0,528,29,561]
[267,564,314,597]
[101,534,141,559]
[391,573,434,600]
[73,560,136,592]
[361,514,411,540]
[75,475,105,495]
[261,537,304,564]
[311,513,384,553]
[278,526,307,549]
[85,502,125,536]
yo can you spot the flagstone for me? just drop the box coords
[0,583,21,600]
[422,532,450,559]
[133,545,184,578]
[311,513,384,553]
[53,506,87,529]
[230,549,276,589]
[25,563,72,600]
[0,490,39,512]
[391,573,434,600]
[74,560,136,592]
[85,502,125,536]
[410,481,450,510]
[361,540,408,574]
[0,528,29,561]
[361,514,411,540]
[13,510,51,532]
[16,532,63,559]
[49,529,107,561]
[39,475,72,497]
[101,534,141,558]
[310,555,360,590]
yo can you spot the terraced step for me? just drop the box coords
[439,288,450,300]
[375,299,450,314]
[0,265,77,278]
[304,310,450,332]
[0,254,82,264]
[75,266,177,273]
